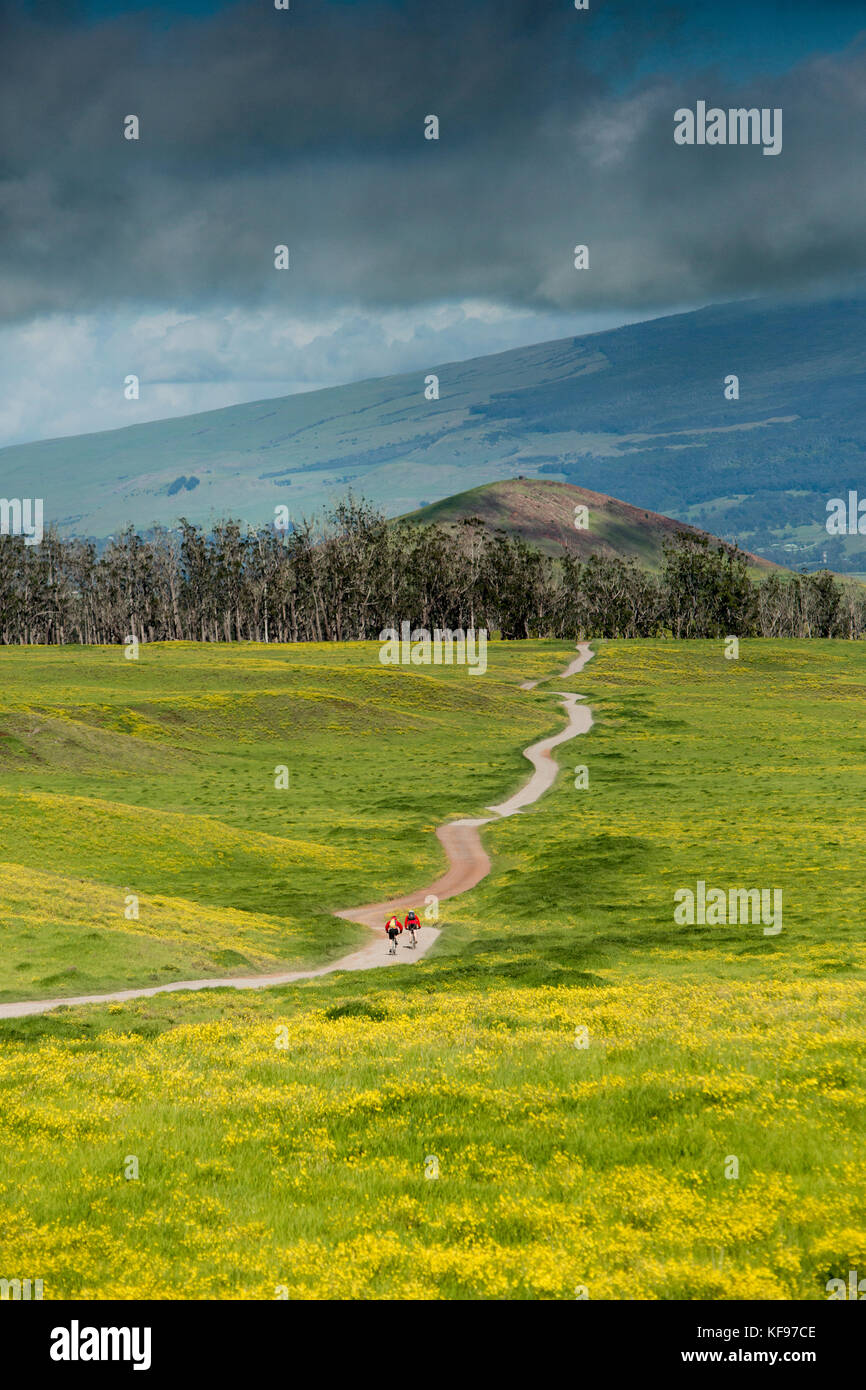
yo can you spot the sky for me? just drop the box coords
[0,0,864,446]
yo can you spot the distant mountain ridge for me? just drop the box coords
[1,285,864,566]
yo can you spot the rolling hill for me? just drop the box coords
[401,478,778,570]
[1,284,864,566]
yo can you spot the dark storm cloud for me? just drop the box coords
[0,0,864,323]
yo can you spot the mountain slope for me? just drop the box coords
[1,285,864,565]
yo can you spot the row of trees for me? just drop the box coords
[0,499,863,644]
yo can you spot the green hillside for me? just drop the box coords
[401,477,778,570]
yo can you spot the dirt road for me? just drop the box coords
[0,643,594,1019]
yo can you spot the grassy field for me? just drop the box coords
[0,639,864,1300]
[0,641,559,999]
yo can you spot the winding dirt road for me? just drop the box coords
[0,644,594,1019]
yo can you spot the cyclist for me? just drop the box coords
[385,914,403,955]
[404,908,421,948]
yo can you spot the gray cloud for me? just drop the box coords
[1,1,864,325]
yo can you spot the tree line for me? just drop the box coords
[0,499,863,645]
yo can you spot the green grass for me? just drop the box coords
[0,639,865,1300]
[0,640,562,998]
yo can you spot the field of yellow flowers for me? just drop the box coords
[0,639,864,1299]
